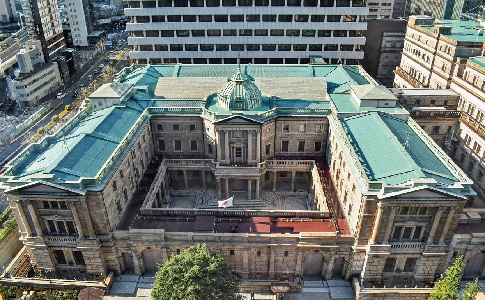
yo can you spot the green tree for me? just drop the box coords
[429,256,479,300]
[151,244,242,300]
[65,104,72,111]
[51,114,59,123]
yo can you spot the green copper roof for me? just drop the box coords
[341,112,456,185]
[417,19,485,43]
[468,56,485,68]
[14,106,143,182]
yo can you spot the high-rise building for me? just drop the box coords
[0,0,17,23]
[406,0,465,19]
[124,0,368,65]
[367,0,394,19]
[394,15,485,206]
[65,0,93,47]
[21,0,66,60]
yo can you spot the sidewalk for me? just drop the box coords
[102,274,355,300]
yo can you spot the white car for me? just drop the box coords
[56,92,66,99]
[99,64,104,68]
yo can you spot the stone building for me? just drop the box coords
[0,64,480,297]
[394,15,485,207]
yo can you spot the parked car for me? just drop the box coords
[99,64,104,68]
[56,92,66,99]
[93,70,99,74]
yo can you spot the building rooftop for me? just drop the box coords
[341,112,457,185]
[468,56,485,69]
[0,64,470,193]
[417,19,485,43]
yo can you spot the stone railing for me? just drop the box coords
[265,160,314,169]
[389,243,426,251]
[141,163,167,208]
[410,110,461,119]
[163,158,214,169]
[139,207,327,218]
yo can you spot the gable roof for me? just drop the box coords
[90,82,133,98]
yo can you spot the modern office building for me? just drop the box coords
[124,0,368,65]
[394,15,485,206]
[0,0,17,23]
[65,0,93,47]
[3,64,485,299]
[367,0,394,19]
[405,0,465,19]
[362,18,406,87]
[20,0,66,60]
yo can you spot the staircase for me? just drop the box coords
[203,198,268,209]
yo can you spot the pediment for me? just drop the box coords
[380,186,466,201]
[6,181,85,196]
[214,115,262,125]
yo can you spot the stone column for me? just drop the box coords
[248,179,252,200]
[133,250,144,275]
[383,206,398,243]
[269,249,275,279]
[255,179,260,199]
[27,201,43,237]
[428,207,444,244]
[225,178,230,199]
[273,171,277,192]
[71,203,84,238]
[248,130,252,162]
[256,130,261,162]
[217,178,222,199]
[15,201,32,236]
[216,130,222,161]
[183,170,188,190]
[291,171,296,192]
[439,207,456,243]
[225,130,230,163]
[370,202,383,244]
[201,171,206,190]
[242,250,249,279]
[82,200,96,238]
[296,251,303,275]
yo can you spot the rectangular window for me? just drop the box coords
[54,250,67,265]
[167,15,181,22]
[235,148,242,158]
[223,29,237,36]
[158,140,165,151]
[174,140,182,151]
[391,226,402,241]
[214,15,228,22]
[189,124,196,132]
[255,29,268,36]
[282,141,289,152]
[383,257,396,272]
[298,141,305,152]
[232,44,244,51]
[402,227,413,240]
[230,14,244,22]
[191,140,198,151]
[199,15,212,22]
[262,14,276,21]
[216,44,230,51]
[311,14,325,22]
[183,15,197,22]
[403,258,417,272]
[327,15,341,22]
[192,30,205,37]
[173,124,180,131]
[266,143,271,155]
[314,141,322,152]
[282,124,290,133]
[185,44,198,51]
[57,221,67,234]
[432,126,440,134]
[295,14,309,22]
[156,124,163,131]
[270,29,284,36]
[239,29,252,36]
[207,143,213,154]
[66,221,77,235]
[207,30,221,36]
[278,15,293,22]
[73,251,85,265]
[299,124,306,132]
[246,14,260,21]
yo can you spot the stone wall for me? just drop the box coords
[353,278,433,300]
[0,229,22,269]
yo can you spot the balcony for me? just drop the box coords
[410,110,460,119]
[394,67,424,88]
[460,113,485,140]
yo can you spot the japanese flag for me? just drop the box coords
[218,196,234,208]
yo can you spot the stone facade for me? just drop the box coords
[0,64,479,299]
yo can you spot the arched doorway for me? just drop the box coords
[142,249,164,271]
[332,257,345,278]
[303,251,324,276]
[464,253,485,278]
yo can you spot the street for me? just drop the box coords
[0,43,130,166]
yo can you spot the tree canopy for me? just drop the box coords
[429,256,479,300]
[151,244,242,300]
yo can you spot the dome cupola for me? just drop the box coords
[216,68,262,110]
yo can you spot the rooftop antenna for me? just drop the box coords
[237,52,241,70]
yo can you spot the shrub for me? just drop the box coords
[51,115,59,123]
[65,104,72,111]
[37,127,45,134]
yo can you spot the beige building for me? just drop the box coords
[394,16,485,207]
[1,64,483,299]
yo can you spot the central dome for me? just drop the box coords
[217,68,262,110]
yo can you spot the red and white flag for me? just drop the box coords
[218,196,234,208]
